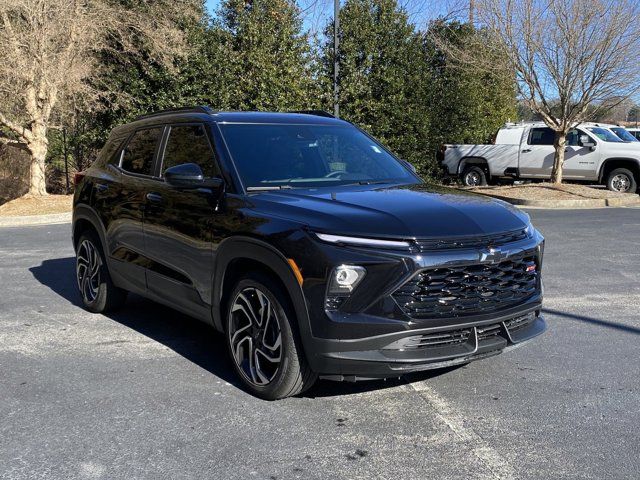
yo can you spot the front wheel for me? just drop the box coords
[606,168,637,193]
[226,274,316,400]
[462,166,487,187]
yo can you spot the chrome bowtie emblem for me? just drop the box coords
[479,246,508,263]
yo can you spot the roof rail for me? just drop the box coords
[288,110,335,118]
[135,106,215,121]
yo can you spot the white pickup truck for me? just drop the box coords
[441,122,640,193]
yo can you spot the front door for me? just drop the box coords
[142,123,224,319]
[563,129,600,180]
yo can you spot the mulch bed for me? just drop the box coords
[467,183,636,202]
[0,194,73,217]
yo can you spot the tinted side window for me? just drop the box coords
[566,129,580,146]
[121,128,163,175]
[528,128,555,146]
[97,136,126,166]
[162,125,218,178]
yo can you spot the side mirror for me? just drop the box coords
[580,135,596,149]
[164,163,224,190]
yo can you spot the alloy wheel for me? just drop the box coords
[229,287,283,386]
[611,173,631,192]
[76,239,101,304]
[465,171,481,186]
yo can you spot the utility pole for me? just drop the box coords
[333,0,340,118]
[469,0,474,25]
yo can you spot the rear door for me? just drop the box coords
[142,123,224,319]
[94,126,164,293]
[519,127,555,177]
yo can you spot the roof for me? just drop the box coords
[211,111,345,125]
[113,109,348,134]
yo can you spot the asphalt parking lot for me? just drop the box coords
[1,207,639,480]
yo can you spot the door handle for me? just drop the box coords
[95,183,109,192]
[146,192,163,203]
[521,149,532,153]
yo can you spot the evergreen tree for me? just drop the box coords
[219,0,318,111]
[424,21,517,154]
[322,0,431,175]
[54,2,232,169]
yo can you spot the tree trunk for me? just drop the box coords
[550,130,567,184]
[27,124,49,196]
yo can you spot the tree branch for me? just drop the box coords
[0,135,29,152]
[0,111,31,143]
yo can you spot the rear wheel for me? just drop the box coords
[226,274,316,400]
[606,168,637,193]
[462,165,487,187]
[75,231,127,313]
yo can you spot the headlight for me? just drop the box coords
[315,232,412,250]
[328,265,366,295]
[525,223,535,237]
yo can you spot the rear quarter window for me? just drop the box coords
[120,127,163,176]
[97,135,128,166]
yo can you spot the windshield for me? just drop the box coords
[219,123,418,189]
[587,127,623,142]
[610,127,639,142]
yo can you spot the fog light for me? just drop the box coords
[328,265,366,295]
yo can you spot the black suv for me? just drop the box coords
[73,107,546,399]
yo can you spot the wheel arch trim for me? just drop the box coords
[597,157,640,183]
[212,236,314,353]
[457,156,490,177]
[72,204,109,254]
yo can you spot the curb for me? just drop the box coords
[0,212,71,227]
[476,193,640,209]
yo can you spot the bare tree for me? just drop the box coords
[0,0,196,196]
[436,0,640,184]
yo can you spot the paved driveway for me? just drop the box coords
[1,208,639,479]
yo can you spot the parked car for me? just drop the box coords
[73,107,546,399]
[603,124,640,143]
[625,127,640,141]
[442,121,640,192]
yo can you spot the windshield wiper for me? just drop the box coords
[246,185,294,192]
[356,180,391,185]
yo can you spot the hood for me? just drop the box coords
[248,183,530,239]
[602,142,640,155]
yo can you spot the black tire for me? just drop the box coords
[606,168,637,193]
[75,230,127,313]
[226,273,317,400]
[462,165,488,187]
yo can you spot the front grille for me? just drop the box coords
[477,323,502,341]
[392,254,539,319]
[416,229,527,251]
[383,328,472,350]
[505,312,536,332]
[403,329,472,349]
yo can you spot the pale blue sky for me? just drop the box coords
[205,0,463,34]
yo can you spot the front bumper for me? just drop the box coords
[311,307,545,379]
[292,226,545,378]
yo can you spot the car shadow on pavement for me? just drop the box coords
[30,256,470,399]
[30,256,240,388]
